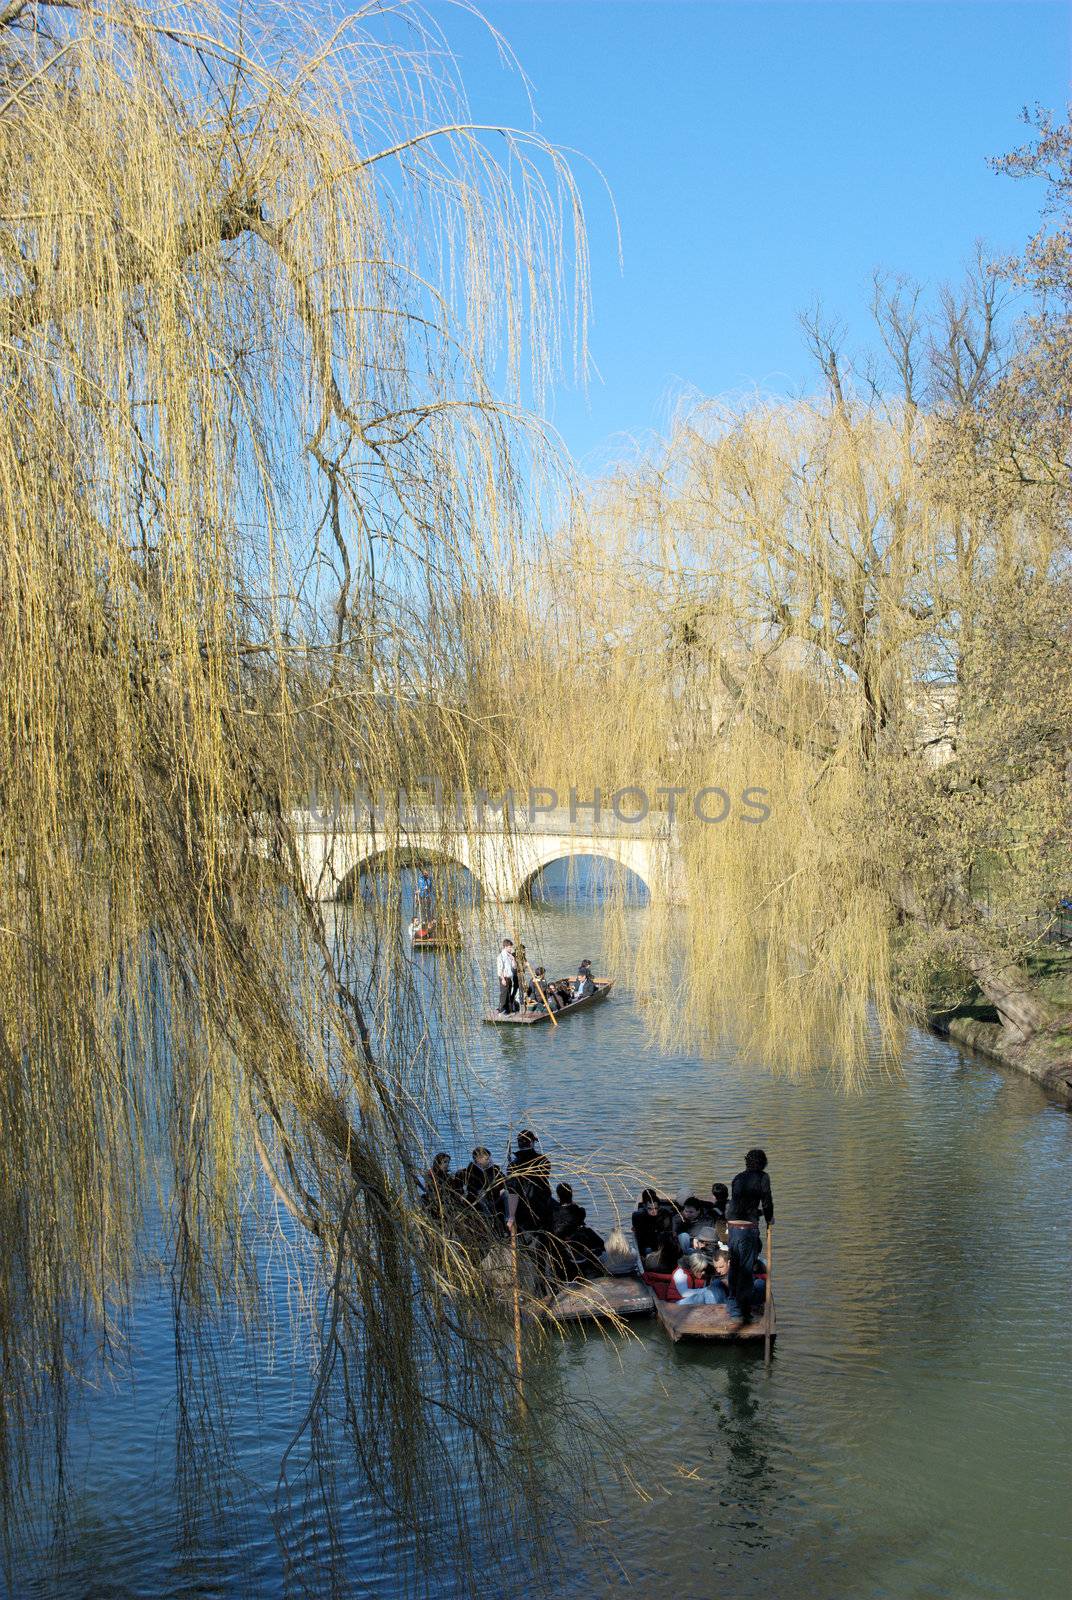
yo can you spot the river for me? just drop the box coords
[16,901,1072,1600]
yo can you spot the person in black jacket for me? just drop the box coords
[423,1152,460,1221]
[571,960,596,1001]
[506,1130,553,1234]
[727,1148,773,1323]
[551,1181,575,1232]
[563,1205,606,1279]
[524,965,558,1012]
[459,1146,505,1228]
[548,1203,605,1281]
[631,1189,673,1264]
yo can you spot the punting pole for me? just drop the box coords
[509,1214,527,1413]
[512,927,557,1025]
[526,960,558,1026]
[505,1131,527,1415]
[764,1223,775,1370]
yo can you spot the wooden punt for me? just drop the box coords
[483,978,613,1025]
[541,1274,655,1324]
[654,1293,776,1345]
[410,917,462,950]
[486,1250,653,1324]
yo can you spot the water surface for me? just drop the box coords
[17,905,1072,1600]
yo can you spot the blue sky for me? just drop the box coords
[427,1,1071,468]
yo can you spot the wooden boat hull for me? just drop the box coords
[655,1295,776,1345]
[410,920,462,950]
[540,1275,655,1323]
[483,979,613,1025]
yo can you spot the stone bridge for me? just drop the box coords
[295,801,682,905]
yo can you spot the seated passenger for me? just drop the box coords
[676,1195,704,1252]
[459,1146,505,1223]
[631,1189,671,1260]
[551,1181,575,1233]
[562,1203,606,1279]
[571,959,596,1001]
[601,1228,640,1276]
[423,1151,458,1217]
[706,1183,729,1225]
[544,1224,577,1284]
[690,1223,721,1260]
[644,1233,681,1274]
[706,1248,742,1315]
[671,1251,723,1305]
[525,965,550,1010]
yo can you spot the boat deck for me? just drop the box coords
[540,1275,655,1323]
[483,978,613,1025]
[654,1295,776,1344]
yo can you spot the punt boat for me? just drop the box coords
[483,978,613,1025]
[410,916,462,950]
[540,1275,654,1323]
[653,1293,776,1345]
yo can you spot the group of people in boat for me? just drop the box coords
[631,1148,774,1322]
[422,1131,633,1286]
[495,938,596,1016]
[422,1134,774,1319]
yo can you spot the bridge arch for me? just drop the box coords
[337,846,484,907]
[519,850,650,907]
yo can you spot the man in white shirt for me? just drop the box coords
[496,939,518,1014]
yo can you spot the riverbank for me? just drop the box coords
[928,946,1072,1100]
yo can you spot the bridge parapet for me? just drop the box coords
[293,804,676,842]
[292,804,682,905]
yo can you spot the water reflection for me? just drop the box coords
[708,1359,778,1538]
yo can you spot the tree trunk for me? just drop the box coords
[893,874,1057,1045]
[961,948,1057,1044]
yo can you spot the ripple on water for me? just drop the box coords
[19,908,1072,1600]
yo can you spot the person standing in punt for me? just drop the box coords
[727,1147,773,1324]
[416,861,435,922]
[496,939,518,1014]
[505,1129,554,1286]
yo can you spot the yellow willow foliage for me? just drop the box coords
[512,391,1067,1078]
[0,0,608,1575]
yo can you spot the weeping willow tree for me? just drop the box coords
[514,246,1072,1078]
[0,0,616,1587]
